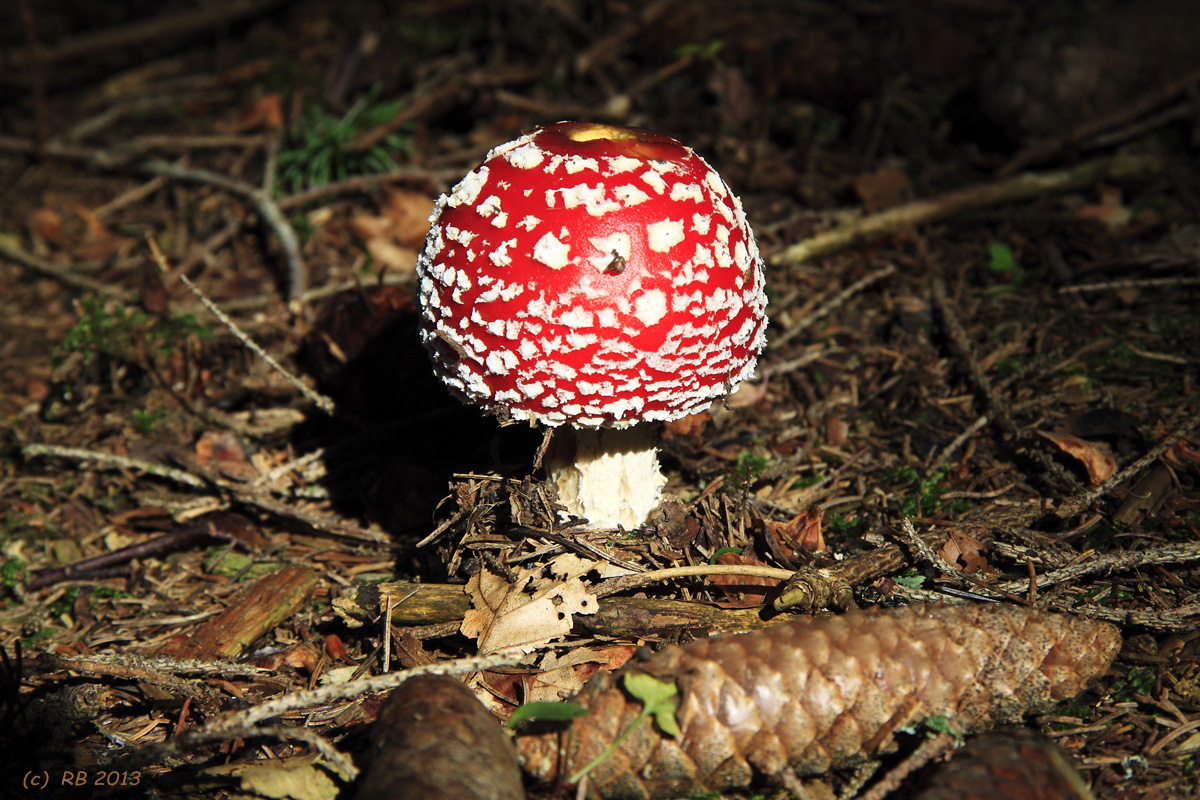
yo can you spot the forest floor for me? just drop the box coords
[1,1,1199,799]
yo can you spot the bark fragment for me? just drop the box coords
[517,603,1120,800]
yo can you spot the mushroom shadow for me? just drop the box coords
[290,285,542,578]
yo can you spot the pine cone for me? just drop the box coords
[357,675,524,800]
[518,603,1119,799]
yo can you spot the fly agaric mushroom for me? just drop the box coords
[417,122,768,529]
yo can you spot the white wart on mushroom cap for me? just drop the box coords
[417,121,768,528]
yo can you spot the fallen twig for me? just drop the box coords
[769,262,897,351]
[931,275,1081,492]
[1,0,289,70]
[0,238,127,298]
[1058,275,1200,295]
[22,442,207,488]
[769,154,1163,268]
[174,271,336,414]
[1053,409,1200,521]
[997,65,1200,176]
[139,159,306,299]
[21,441,386,544]
[0,135,308,299]
[995,541,1200,596]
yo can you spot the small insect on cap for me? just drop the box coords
[417,121,768,428]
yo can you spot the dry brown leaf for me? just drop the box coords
[382,188,436,248]
[939,530,989,573]
[662,410,710,440]
[460,563,600,654]
[195,429,258,482]
[1166,440,1200,470]
[27,207,66,245]
[28,199,133,260]
[363,238,419,274]
[247,641,321,673]
[218,92,284,133]
[854,165,913,212]
[765,508,826,559]
[1037,430,1117,485]
[349,188,434,274]
[545,551,634,581]
[205,755,341,800]
[526,661,587,703]
[526,645,637,704]
[1077,185,1132,230]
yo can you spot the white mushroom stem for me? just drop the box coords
[545,425,667,530]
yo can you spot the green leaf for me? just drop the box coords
[708,546,744,564]
[568,672,682,784]
[622,672,681,737]
[988,241,1017,274]
[504,701,588,730]
[893,572,926,589]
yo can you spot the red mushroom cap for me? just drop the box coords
[417,122,768,427]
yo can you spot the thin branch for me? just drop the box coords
[997,65,1200,176]
[928,415,989,474]
[1,0,290,69]
[139,160,306,299]
[1058,275,1200,295]
[895,518,976,586]
[0,136,307,299]
[0,238,127,297]
[158,241,334,420]
[175,271,336,415]
[995,541,1200,595]
[22,441,386,544]
[22,443,208,489]
[769,154,1164,268]
[1054,410,1200,521]
[202,649,525,732]
[770,262,897,351]
[592,563,793,599]
[931,275,1081,492]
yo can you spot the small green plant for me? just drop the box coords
[47,586,83,617]
[570,672,680,783]
[131,408,164,434]
[21,627,55,648]
[1,558,28,587]
[988,241,1025,291]
[56,296,213,367]
[277,86,412,195]
[1053,702,1095,725]
[892,570,926,589]
[674,39,724,61]
[994,356,1025,379]
[789,473,825,491]
[904,714,965,744]
[826,512,858,536]
[731,449,770,487]
[708,547,744,564]
[1112,666,1156,701]
[505,700,589,731]
[887,466,949,516]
